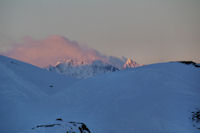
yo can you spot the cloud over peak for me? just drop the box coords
[4,35,109,67]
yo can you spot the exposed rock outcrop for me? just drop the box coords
[31,119,91,133]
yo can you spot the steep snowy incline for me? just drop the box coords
[48,62,200,133]
[0,55,78,132]
[0,55,77,95]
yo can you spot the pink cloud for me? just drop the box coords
[3,35,109,67]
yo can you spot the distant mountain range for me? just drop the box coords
[47,58,140,78]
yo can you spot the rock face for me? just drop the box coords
[31,119,91,133]
[178,61,200,68]
[123,58,140,69]
[191,109,200,130]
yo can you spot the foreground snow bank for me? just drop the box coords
[52,62,200,133]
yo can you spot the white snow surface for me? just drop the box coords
[0,55,200,133]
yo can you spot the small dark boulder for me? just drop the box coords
[49,85,54,88]
[56,118,63,121]
[10,61,17,64]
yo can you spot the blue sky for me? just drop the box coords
[0,0,199,64]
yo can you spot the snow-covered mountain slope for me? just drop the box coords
[0,55,79,133]
[48,60,119,78]
[49,62,200,133]
[0,55,77,96]
[0,55,199,133]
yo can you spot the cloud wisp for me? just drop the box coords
[3,35,111,67]
[3,35,128,68]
